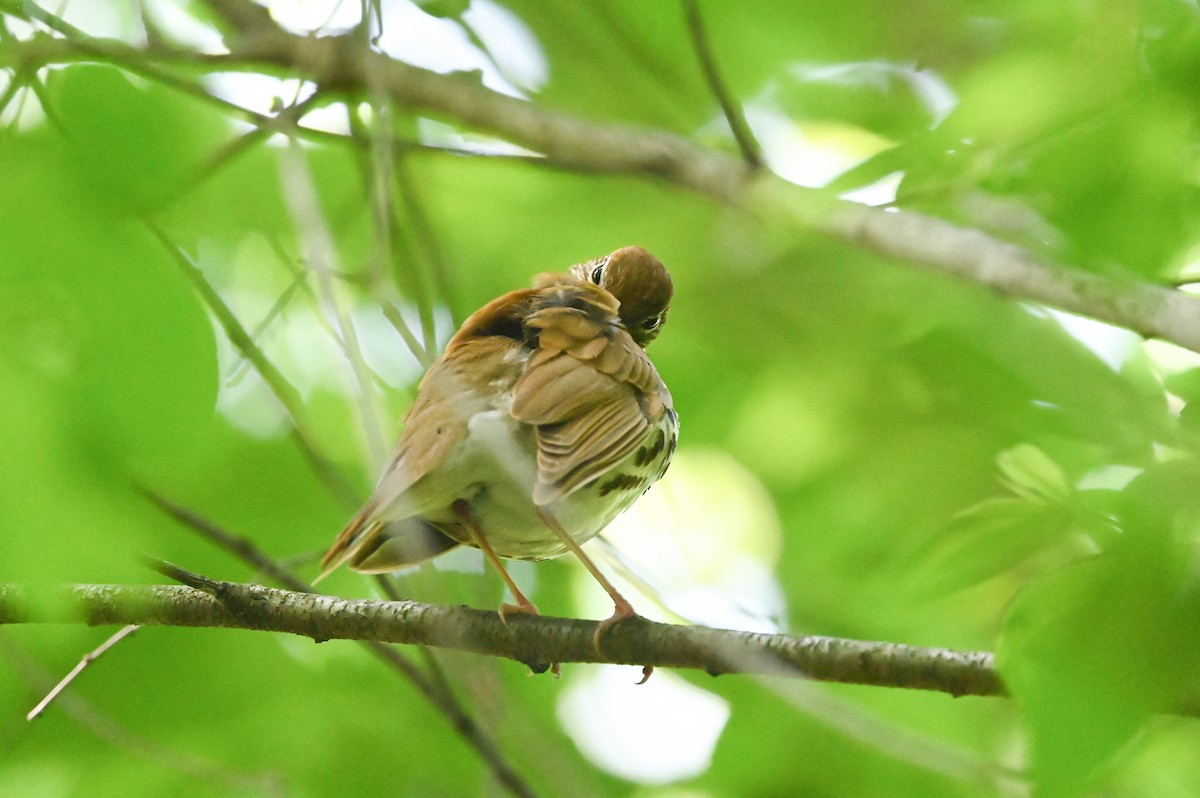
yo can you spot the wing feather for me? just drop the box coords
[320,289,537,575]
[512,283,671,505]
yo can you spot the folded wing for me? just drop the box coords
[513,284,671,506]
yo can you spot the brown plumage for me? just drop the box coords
[319,246,677,650]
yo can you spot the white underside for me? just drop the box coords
[375,407,675,560]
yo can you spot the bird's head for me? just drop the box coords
[571,246,673,347]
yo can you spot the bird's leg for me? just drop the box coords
[536,507,645,661]
[452,500,539,622]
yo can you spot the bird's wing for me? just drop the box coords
[319,289,540,576]
[511,284,671,505]
[315,373,470,577]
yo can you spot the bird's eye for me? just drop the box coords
[590,256,609,284]
[641,315,661,331]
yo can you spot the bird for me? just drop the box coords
[318,246,677,652]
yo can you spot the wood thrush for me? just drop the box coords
[319,246,677,650]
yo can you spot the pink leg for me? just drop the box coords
[537,507,646,664]
[453,501,539,622]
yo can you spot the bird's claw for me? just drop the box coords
[593,603,654,682]
[592,600,639,653]
[498,599,540,624]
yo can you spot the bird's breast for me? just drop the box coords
[430,405,678,561]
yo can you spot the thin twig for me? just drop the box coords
[223,263,311,386]
[264,235,348,349]
[345,98,437,366]
[394,154,461,326]
[376,117,439,361]
[0,634,286,794]
[385,207,439,358]
[0,18,443,160]
[170,91,324,206]
[279,138,389,469]
[681,0,763,168]
[380,299,434,369]
[26,623,141,721]
[139,491,540,798]
[768,677,1025,790]
[373,574,462,708]
[0,68,28,122]
[140,489,313,593]
[145,222,362,510]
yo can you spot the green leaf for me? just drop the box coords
[996,444,1071,503]
[0,135,218,462]
[912,497,1075,594]
[1000,520,1200,796]
[45,64,224,214]
[414,0,471,18]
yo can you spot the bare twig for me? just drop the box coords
[346,97,436,367]
[0,634,285,793]
[173,91,324,203]
[139,488,312,594]
[223,263,311,386]
[0,580,1004,698]
[278,139,389,468]
[26,623,141,721]
[0,68,28,121]
[145,222,362,509]
[380,299,433,370]
[394,154,461,325]
[768,678,1025,790]
[140,491,540,798]
[681,0,763,168]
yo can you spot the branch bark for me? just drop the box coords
[0,582,1003,699]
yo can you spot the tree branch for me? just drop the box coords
[25,623,141,721]
[0,581,1003,698]
[11,1,1200,351]
[186,0,1200,354]
[681,0,763,168]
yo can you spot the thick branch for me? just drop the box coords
[0,582,1002,698]
[11,3,1200,351]
[191,0,1200,354]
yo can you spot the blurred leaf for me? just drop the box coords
[1163,366,1200,402]
[414,0,471,17]
[996,444,1070,503]
[0,136,217,462]
[494,2,706,130]
[1000,462,1200,797]
[912,498,1074,595]
[45,64,224,214]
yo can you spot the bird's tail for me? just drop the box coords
[315,504,460,584]
[314,503,379,585]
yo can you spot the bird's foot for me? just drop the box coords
[498,598,541,624]
[593,599,637,650]
[593,598,638,649]
[594,600,653,682]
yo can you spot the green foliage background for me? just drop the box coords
[3,1,1200,796]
